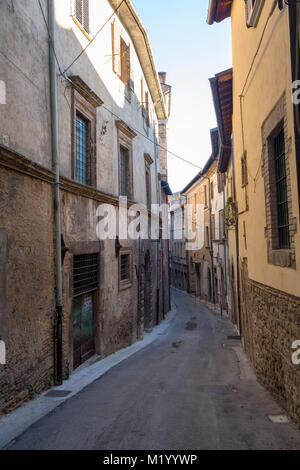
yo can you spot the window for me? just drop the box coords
[210,181,214,200]
[204,186,208,207]
[145,168,151,210]
[116,120,136,199]
[73,253,99,297]
[76,113,89,184]
[262,94,296,268]
[219,210,225,240]
[120,37,130,87]
[76,113,89,185]
[120,145,130,197]
[211,214,215,241]
[144,154,153,211]
[111,21,133,96]
[141,79,150,129]
[241,152,248,187]
[145,92,150,127]
[205,226,210,247]
[246,0,264,28]
[119,251,132,289]
[70,76,102,188]
[74,0,90,34]
[274,129,290,249]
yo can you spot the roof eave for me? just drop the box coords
[107,0,168,121]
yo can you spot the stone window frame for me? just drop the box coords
[70,76,103,188]
[262,94,297,269]
[116,120,137,200]
[119,248,133,291]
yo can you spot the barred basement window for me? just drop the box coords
[74,0,90,34]
[73,254,99,297]
[274,129,290,249]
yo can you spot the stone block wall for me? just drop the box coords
[241,261,300,427]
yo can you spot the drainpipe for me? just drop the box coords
[48,0,63,385]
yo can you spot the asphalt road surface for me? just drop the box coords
[8,289,300,450]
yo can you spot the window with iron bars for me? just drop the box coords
[76,112,89,185]
[274,128,290,250]
[74,0,90,34]
[120,145,130,197]
[120,253,131,285]
[73,253,99,297]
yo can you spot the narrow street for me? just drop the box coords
[8,290,300,451]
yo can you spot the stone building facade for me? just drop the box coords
[0,0,171,414]
[207,0,300,427]
[182,128,227,310]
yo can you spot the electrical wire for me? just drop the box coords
[62,0,125,75]
[38,0,63,76]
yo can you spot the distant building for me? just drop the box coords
[169,193,187,291]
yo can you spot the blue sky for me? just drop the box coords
[133,0,232,193]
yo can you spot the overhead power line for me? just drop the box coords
[62,0,126,75]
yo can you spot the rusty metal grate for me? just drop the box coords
[74,253,99,297]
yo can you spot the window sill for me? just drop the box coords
[72,17,92,41]
[119,281,132,292]
[269,249,293,268]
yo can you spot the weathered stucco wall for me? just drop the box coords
[231,2,300,297]
[0,167,55,414]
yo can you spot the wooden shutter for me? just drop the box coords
[129,45,134,90]
[111,19,121,76]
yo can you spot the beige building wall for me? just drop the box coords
[231,2,300,296]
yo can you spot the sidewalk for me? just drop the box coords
[0,307,177,450]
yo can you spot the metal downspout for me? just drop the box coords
[48,0,63,385]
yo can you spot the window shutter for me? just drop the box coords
[141,78,144,105]
[111,19,121,76]
[129,45,134,90]
[126,43,131,89]
[83,0,90,34]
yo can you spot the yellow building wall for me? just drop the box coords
[231,1,300,297]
